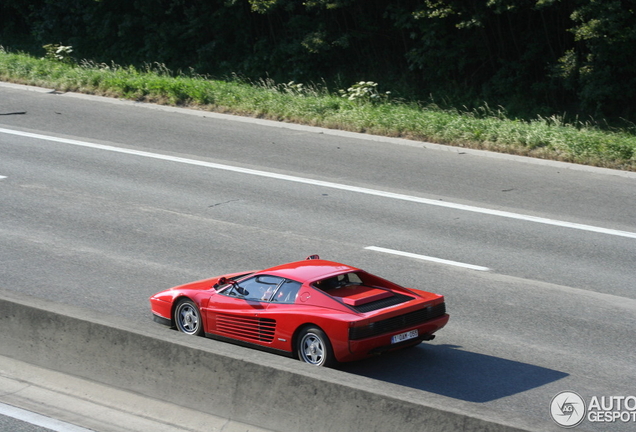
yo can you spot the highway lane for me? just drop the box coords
[0,414,55,432]
[1,83,635,431]
[1,82,634,232]
[0,405,90,432]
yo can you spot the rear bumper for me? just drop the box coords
[340,313,449,362]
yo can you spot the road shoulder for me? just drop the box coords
[0,355,272,432]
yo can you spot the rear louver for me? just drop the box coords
[349,302,446,340]
[216,315,276,343]
[351,292,413,313]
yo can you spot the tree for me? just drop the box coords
[557,0,636,118]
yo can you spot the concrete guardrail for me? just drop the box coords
[0,289,548,432]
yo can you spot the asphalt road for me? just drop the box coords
[0,414,53,432]
[0,406,90,432]
[1,82,635,431]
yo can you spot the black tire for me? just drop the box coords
[296,327,335,367]
[174,299,204,336]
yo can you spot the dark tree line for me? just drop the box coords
[2,0,635,121]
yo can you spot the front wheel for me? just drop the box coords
[174,299,204,336]
[296,327,335,367]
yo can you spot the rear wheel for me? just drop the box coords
[174,299,204,336]
[297,327,335,367]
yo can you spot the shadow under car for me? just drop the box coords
[338,343,568,403]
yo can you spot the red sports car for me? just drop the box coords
[149,256,449,366]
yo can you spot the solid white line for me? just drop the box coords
[365,246,491,271]
[2,126,635,239]
[0,402,93,432]
[0,176,6,179]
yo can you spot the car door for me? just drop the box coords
[261,279,304,350]
[205,275,283,345]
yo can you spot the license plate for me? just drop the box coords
[391,329,418,344]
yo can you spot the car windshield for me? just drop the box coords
[225,275,282,301]
[220,275,301,303]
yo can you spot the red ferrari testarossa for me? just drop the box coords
[150,256,449,366]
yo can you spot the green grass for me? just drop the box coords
[1,49,635,171]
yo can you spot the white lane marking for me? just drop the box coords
[0,176,6,179]
[365,246,491,271]
[0,402,93,432]
[2,127,635,239]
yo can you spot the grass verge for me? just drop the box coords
[1,49,634,171]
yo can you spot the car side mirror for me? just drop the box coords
[213,276,228,289]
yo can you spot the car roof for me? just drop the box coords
[260,259,360,284]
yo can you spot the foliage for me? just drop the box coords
[0,0,634,122]
[556,0,636,118]
[42,44,75,63]
[339,81,389,103]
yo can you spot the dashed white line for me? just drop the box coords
[365,246,491,271]
[2,126,635,239]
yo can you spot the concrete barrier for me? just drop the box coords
[0,289,548,432]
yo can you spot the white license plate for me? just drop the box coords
[391,329,418,344]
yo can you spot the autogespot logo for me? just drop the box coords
[551,391,586,428]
